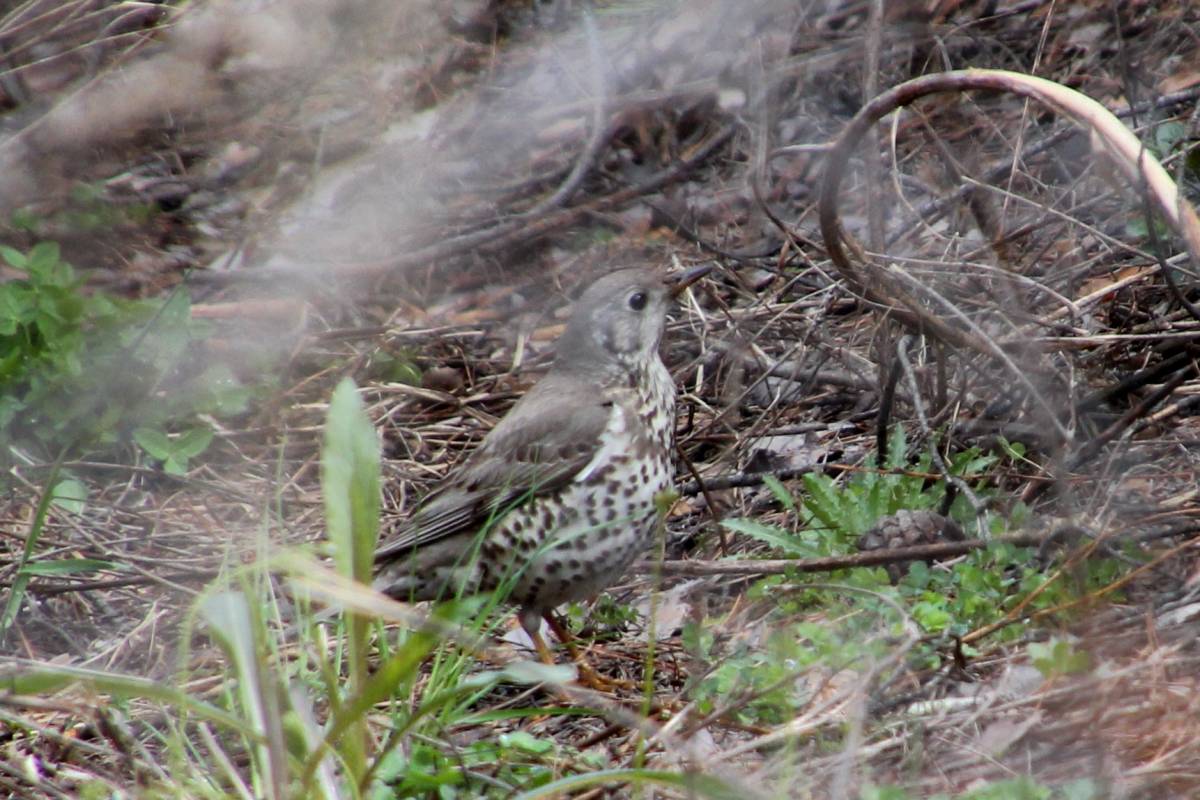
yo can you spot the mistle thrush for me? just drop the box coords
[373,267,701,668]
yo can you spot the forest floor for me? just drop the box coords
[3,1,1200,798]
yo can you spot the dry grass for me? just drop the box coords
[3,0,1200,797]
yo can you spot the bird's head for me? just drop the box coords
[554,266,711,377]
[554,268,672,375]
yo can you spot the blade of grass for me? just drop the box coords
[200,591,288,800]
[1,457,64,639]
[1,661,248,733]
[512,768,750,800]
[321,377,381,787]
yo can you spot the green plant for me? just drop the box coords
[723,427,1012,560]
[9,180,156,235]
[693,428,1125,719]
[3,379,500,796]
[684,614,894,725]
[1028,637,1091,679]
[133,426,214,475]
[367,349,423,385]
[802,427,1005,543]
[0,241,253,472]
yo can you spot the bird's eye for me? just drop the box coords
[627,291,647,311]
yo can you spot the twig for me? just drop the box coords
[632,530,1046,577]
[633,524,1200,578]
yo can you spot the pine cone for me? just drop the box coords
[857,509,965,582]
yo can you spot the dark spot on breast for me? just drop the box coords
[568,558,581,570]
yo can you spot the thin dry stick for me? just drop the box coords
[817,69,1200,442]
[632,529,1052,577]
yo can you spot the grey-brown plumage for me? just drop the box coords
[373,268,681,650]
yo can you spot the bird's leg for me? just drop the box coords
[518,607,630,691]
[527,625,558,667]
[541,611,581,660]
[541,611,634,692]
[517,606,558,667]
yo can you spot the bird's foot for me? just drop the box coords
[526,616,635,692]
[571,659,637,692]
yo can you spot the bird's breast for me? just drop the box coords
[508,359,677,611]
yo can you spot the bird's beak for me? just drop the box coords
[666,264,713,299]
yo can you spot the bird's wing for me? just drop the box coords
[373,372,614,563]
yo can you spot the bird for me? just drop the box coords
[372,266,705,683]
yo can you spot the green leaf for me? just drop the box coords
[511,768,747,800]
[721,517,810,556]
[1058,778,1102,800]
[322,378,381,584]
[133,427,173,459]
[996,437,1025,460]
[298,629,441,793]
[498,660,577,685]
[200,591,282,787]
[157,288,191,329]
[860,786,919,800]
[162,455,188,476]
[761,474,795,511]
[499,731,555,755]
[19,558,122,576]
[49,478,87,514]
[911,600,952,633]
[0,292,22,335]
[1,462,64,638]
[883,425,908,470]
[1029,638,1091,679]
[174,426,214,458]
[0,244,28,269]
[26,242,70,286]
[0,662,247,732]
[319,377,380,783]
[194,363,252,416]
[801,473,844,531]
[10,208,38,231]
